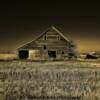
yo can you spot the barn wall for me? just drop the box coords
[33,31,68,60]
[19,28,69,60]
[28,50,41,60]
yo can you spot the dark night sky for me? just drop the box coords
[0,1,100,52]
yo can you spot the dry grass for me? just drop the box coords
[0,54,17,60]
[0,61,100,100]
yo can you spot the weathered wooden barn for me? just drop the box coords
[18,26,71,60]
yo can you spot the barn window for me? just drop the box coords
[62,51,64,54]
[44,35,46,40]
[46,35,58,40]
[43,45,46,49]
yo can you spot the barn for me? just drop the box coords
[18,26,71,60]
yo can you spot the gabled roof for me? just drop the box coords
[34,26,69,42]
[18,26,70,49]
[52,26,69,41]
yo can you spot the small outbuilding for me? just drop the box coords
[18,26,72,60]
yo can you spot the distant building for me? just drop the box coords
[18,26,75,60]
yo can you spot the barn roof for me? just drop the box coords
[18,26,70,49]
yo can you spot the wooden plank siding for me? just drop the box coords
[18,26,70,60]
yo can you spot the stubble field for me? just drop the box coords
[0,60,100,100]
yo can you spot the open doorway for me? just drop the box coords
[19,50,29,59]
[48,51,56,58]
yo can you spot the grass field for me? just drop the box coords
[0,60,100,100]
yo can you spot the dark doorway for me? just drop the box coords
[44,45,46,49]
[19,50,29,59]
[48,51,56,58]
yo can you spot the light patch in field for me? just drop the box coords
[0,54,17,60]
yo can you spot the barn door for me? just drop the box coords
[19,50,29,59]
[48,51,56,58]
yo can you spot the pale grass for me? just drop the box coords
[0,54,17,60]
[0,60,99,99]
